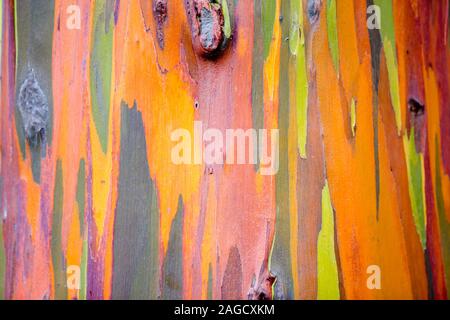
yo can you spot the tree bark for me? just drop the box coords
[1,0,449,300]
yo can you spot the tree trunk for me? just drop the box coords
[1,0,449,300]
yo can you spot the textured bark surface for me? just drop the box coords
[1,0,450,300]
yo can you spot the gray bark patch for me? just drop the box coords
[307,0,321,24]
[200,8,215,50]
[17,69,49,147]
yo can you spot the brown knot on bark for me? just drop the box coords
[408,98,426,153]
[153,0,168,49]
[185,0,227,58]
[408,98,425,116]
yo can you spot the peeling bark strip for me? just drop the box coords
[248,271,276,300]
[185,0,227,57]
[367,0,382,217]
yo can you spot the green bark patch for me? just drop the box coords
[112,102,160,299]
[162,195,184,300]
[51,160,67,300]
[262,0,276,60]
[14,0,55,183]
[90,0,114,153]
[326,0,339,76]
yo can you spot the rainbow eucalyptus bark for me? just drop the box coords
[0,0,449,300]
